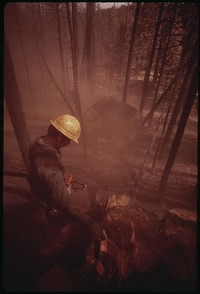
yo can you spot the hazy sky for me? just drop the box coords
[99,2,129,8]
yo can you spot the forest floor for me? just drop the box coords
[3,93,198,291]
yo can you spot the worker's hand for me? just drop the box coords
[65,174,73,187]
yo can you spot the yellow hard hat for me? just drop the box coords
[51,114,81,143]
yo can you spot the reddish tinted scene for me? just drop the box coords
[3,2,198,292]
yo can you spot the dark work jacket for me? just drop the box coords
[28,136,93,226]
[28,136,70,210]
[29,137,94,227]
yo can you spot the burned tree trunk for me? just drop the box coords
[139,3,164,115]
[72,3,79,71]
[157,64,198,204]
[66,2,88,169]
[152,17,198,166]
[14,5,36,119]
[122,3,141,104]
[4,36,31,172]
[158,40,198,157]
[80,2,95,101]
[56,3,68,98]
[148,4,178,125]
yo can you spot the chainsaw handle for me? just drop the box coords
[72,181,88,190]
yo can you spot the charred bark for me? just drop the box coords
[4,36,31,172]
[122,3,141,103]
[66,2,88,169]
[72,3,79,71]
[157,64,198,204]
[14,5,36,119]
[158,40,198,157]
[139,3,164,115]
[80,2,95,100]
[148,4,178,125]
[56,3,68,97]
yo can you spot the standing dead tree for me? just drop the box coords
[158,39,198,157]
[28,3,75,115]
[80,2,96,101]
[4,36,31,172]
[138,47,193,130]
[148,3,178,126]
[35,40,75,115]
[56,3,69,100]
[136,92,169,186]
[13,5,36,119]
[151,15,198,169]
[66,2,88,168]
[151,84,176,173]
[157,63,198,205]
[72,3,79,71]
[139,2,164,116]
[122,3,141,103]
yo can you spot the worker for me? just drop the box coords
[28,114,100,240]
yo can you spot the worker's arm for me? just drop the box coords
[35,157,101,239]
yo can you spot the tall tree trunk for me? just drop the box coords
[148,4,177,125]
[4,36,31,172]
[37,3,45,48]
[37,3,50,101]
[139,24,195,131]
[152,14,198,165]
[136,98,167,186]
[35,37,75,114]
[139,3,164,115]
[66,2,88,169]
[118,5,129,71]
[151,82,176,172]
[122,3,141,103]
[80,2,95,101]
[86,2,95,99]
[139,62,185,129]
[72,3,79,71]
[158,40,198,157]
[14,5,36,119]
[157,64,198,205]
[66,2,81,115]
[56,3,68,97]
[152,41,161,85]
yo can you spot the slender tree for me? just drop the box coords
[151,82,176,172]
[157,63,198,204]
[35,38,75,114]
[14,5,36,119]
[56,3,67,96]
[80,2,95,100]
[66,3,82,115]
[122,2,141,103]
[152,41,161,85]
[72,3,79,71]
[37,3,45,48]
[158,40,198,157]
[139,60,186,129]
[148,3,178,125]
[66,2,88,168]
[152,11,198,165]
[139,3,164,115]
[118,4,130,70]
[136,89,169,185]
[4,36,31,172]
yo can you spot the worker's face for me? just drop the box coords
[57,135,71,149]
